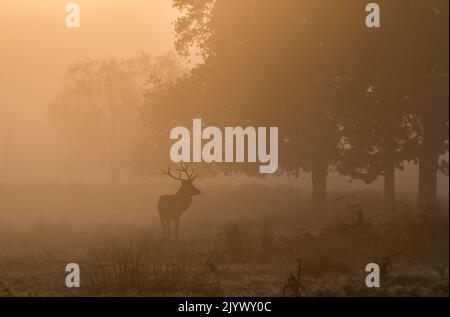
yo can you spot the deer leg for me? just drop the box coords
[160,219,168,240]
[160,219,165,239]
[162,221,168,240]
[167,221,171,241]
[175,218,179,241]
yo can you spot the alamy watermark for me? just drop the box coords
[64,2,380,29]
[169,119,279,174]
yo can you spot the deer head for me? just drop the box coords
[162,164,201,196]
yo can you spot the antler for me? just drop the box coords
[162,164,197,182]
[177,163,197,182]
[162,166,185,181]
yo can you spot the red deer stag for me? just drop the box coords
[158,165,201,240]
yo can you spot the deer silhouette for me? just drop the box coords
[158,165,201,241]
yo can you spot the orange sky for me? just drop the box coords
[0,0,177,182]
[0,1,447,196]
[0,0,177,105]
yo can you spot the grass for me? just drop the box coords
[83,239,221,295]
[0,183,448,297]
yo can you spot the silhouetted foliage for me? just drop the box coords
[137,0,448,214]
[50,53,184,182]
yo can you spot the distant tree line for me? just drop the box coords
[49,53,185,183]
[138,0,448,213]
[50,1,448,214]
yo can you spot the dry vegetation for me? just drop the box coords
[0,182,448,297]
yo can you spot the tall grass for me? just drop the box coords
[84,238,221,296]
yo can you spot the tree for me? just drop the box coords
[336,1,423,212]
[50,53,184,182]
[133,72,202,177]
[405,1,449,208]
[336,1,448,211]
[168,0,367,213]
[140,0,448,215]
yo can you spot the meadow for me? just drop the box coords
[0,181,448,297]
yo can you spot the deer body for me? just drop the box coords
[158,193,192,222]
[157,166,201,240]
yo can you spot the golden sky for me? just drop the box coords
[0,0,177,181]
[0,0,176,97]
[0,1,447,195]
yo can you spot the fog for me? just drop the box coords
[0,1,447,298]
[0,0,448,192]
[0,0,176,183]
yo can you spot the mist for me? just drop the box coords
[0,0,448,298]
[0,0,176,183]
[0,1,447,196]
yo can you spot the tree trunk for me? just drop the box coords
[383,137,396,212]
[417,146,439,209]
[311,160,328,213]
[417,117,441,209]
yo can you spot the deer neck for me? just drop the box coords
[176,188,193,202]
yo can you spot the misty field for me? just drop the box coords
[0,182,448,297]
